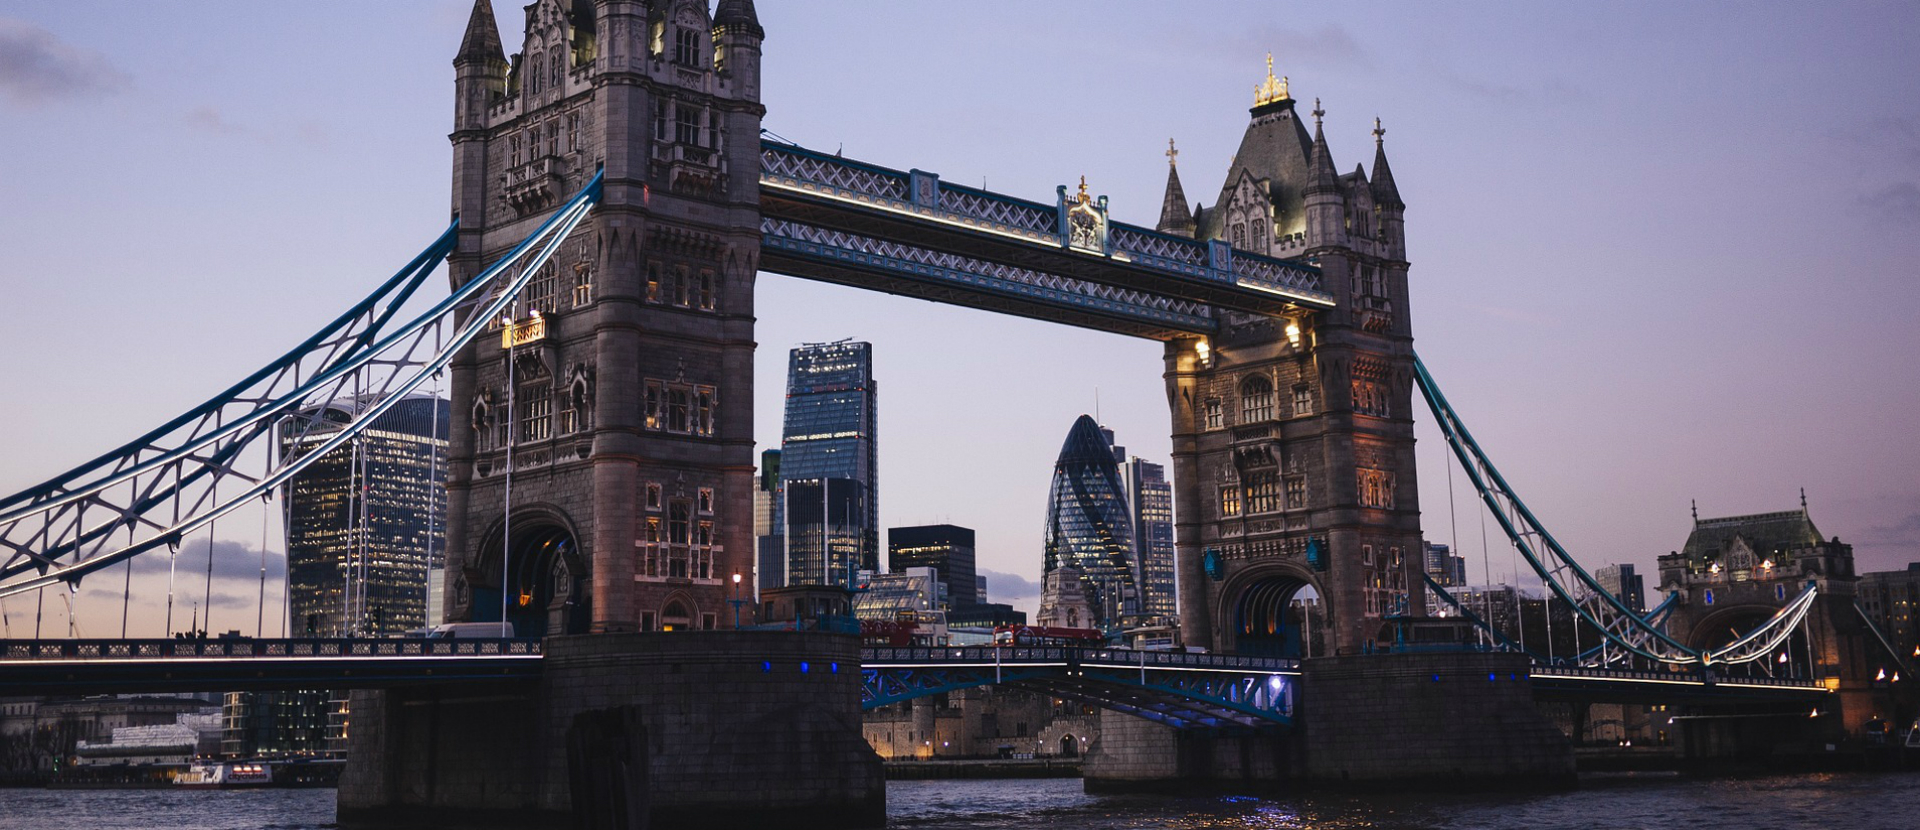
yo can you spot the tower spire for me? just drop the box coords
[1306,103,1339,195]
[1158,139,1195,237]
[1370,115,1404,208]
[456,0,505,65]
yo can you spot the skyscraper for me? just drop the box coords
[755,449,784,596]
[1124,459,1176,620]
[779,340,878,587]
[281,394,449,637]
[1594,563,1646,615]
[1042,415,1138,630]
[888,524,977,608]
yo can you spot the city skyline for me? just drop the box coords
[0,2,1915,633]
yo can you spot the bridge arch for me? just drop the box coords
[1687,604,1784,653]
[1216,562,1324,659]
[469,504,589,639]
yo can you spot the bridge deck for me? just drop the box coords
[0,638,542,694]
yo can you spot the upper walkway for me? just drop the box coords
[757,140,1332,340]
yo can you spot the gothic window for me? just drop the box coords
[519,385,552,443]
[669,501,690,544]
[1285,476,1306,510]
[675,106,700,145]
[1204,398,1222,430]
[528,51,542,95]
[646,262,662,303]
[674,265,692,306]
[697,487,714,514]
[1245,471,1280,514]
[550,50,563,89]
[645,517,661,542]
[1357,470,1396,509]
[640,610,657,631]
[1362,544,1374,566]
[510,135,523,167]
[652,100,669,142]
[696,520,713,545]
[1240,376,1274,423]
[1292,385,1313,417]
[646,482,662,511]
[667,388,689,432]
[695,385,715,436]
[697,269,715,310]
[547,120,559,156]
[571,262,594,307]
[673,27,699,67]
[471,397,492,451]
[567,113,581,152]
[525,264,555,313]
[1232,223,1246,248]
[706,111,722,149]
[644,380,662,429]
[1220,486,1241,517]
[529,126,542,159]
[701,612,716,630]
[1352,379,1390,417]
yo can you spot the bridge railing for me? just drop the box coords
[860,645,1299,673]
[1,638,544,661]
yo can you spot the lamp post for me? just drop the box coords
[729,572,746,628]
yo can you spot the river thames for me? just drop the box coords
[0,773,1913,830]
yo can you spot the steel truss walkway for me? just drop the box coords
[759,140,1332,340]
[862,646,1298,732]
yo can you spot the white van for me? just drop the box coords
[427,622,517,639]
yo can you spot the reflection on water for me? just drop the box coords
[1,772,1915,830]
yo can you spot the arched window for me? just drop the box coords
[551,50,563,89]
[1241,375,1274,423]
[528,51,543,95]
[662,600,692,631]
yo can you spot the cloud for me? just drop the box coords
[1858,512,1920,556]
[184,105,245,135]
[980,568,1041,603]
[129,539,285,583]
[0,18,129,106]
[1857,182,1920,227]
[1226,24,1373,70]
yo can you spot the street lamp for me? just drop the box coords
[729,572,746,628]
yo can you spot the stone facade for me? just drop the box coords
[338,631,883,828]
[861,687,1098,760]
[1161,75,1421,657]
[443,0,765,637]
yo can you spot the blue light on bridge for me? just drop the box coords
[801,661,810,673]
[1432,674,1441,682]
[1489,673,1497,682]
[831,662,839,674]
[1268,675,1283,691]
[762,661,772,673]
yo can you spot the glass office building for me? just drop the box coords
[888,524,977,608]
[1042,415,1138,630]
[1125,459,1176,620]
[280,394,449,637]
[778,340,878,586]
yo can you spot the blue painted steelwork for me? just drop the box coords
[0,172,604,598]
[860,646,1295,730]
[1414,355,1818,667]
[757,139,1333,328]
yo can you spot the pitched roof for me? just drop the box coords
[715,0,764,35]
[1371,138,1404,208]
[1681,509,1826,562]
[1203,101,1315,240]
[1305,119,1340,197]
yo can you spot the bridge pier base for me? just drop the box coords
[338,632,884,829]
[1082,709,1292,793]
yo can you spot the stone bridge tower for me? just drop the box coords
[1160,64,1422,657]
[442,0,765,635]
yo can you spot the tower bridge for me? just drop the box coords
[0,1,1899,826]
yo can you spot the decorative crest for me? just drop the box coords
[1254,53,1291,107]
[1073,175,1091,206]
[1373,116,1386,145]
[1166,138,1178,168]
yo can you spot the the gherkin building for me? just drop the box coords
[1042,414,1138,630]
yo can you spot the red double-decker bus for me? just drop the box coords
[991,624,1106,647]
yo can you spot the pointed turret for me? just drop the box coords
[1157,139,1196,237]
[1369,117,1404,208]
[1302,99,1346,248]
[1202,56,1314,242]
[715,0,764,37]
[456,0,506,66]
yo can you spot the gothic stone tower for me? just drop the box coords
[442,0,765,635]
[1160,65,1421,656]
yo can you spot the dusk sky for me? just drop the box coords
[0,2,1915,633]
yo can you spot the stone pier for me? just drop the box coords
[338,631,884,829]
[1084,652,1573,791]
